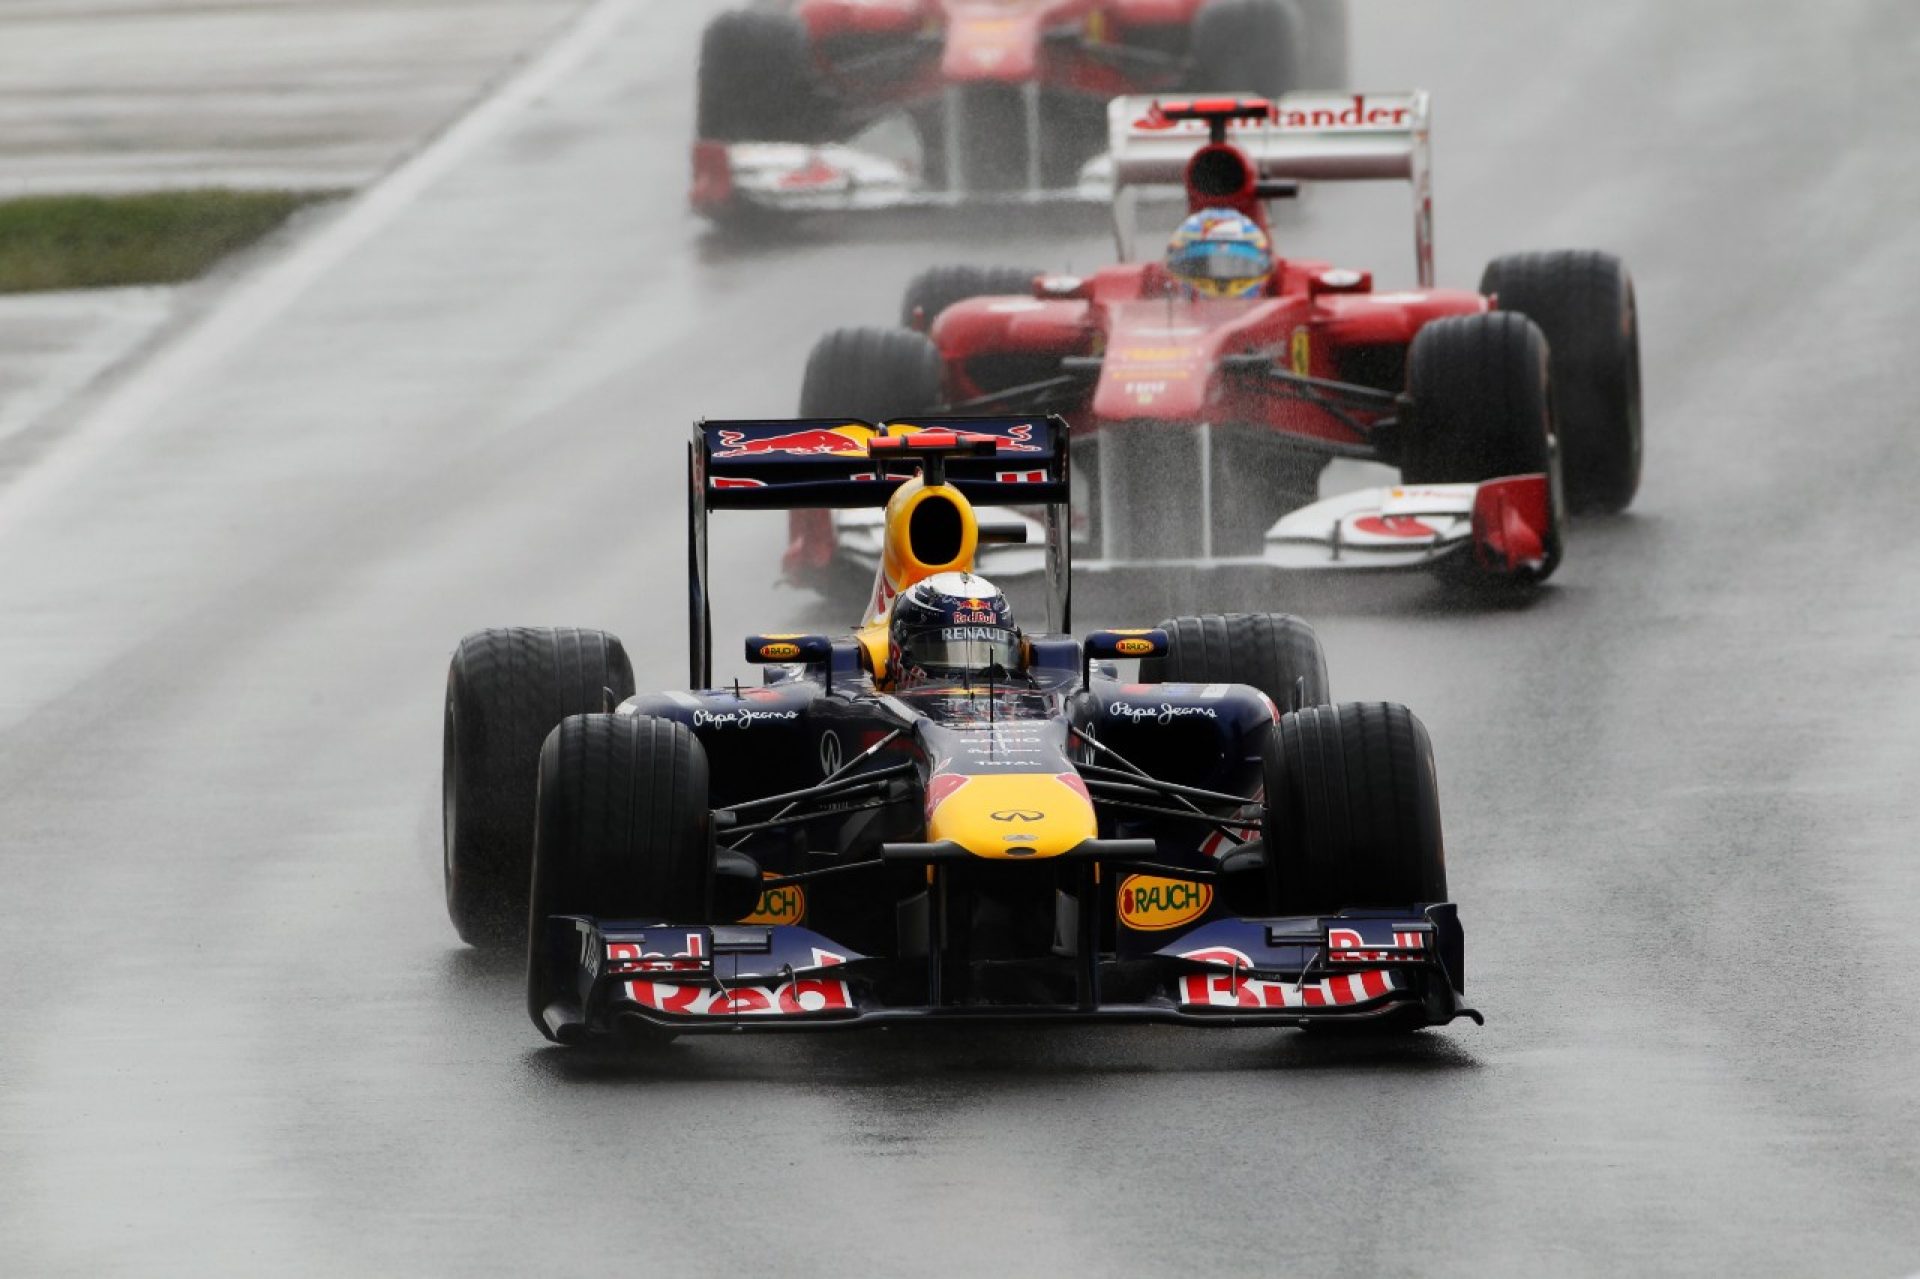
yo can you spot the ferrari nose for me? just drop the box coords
[941,11,1044,82]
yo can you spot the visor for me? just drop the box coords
[1170,241,1270,281]
[901,626,1020,677]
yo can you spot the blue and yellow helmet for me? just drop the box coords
[1166,208,1272,300]
[888,572,1019,685]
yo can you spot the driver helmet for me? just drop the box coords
[888,572,1019,685]
[1165,207,1272,300]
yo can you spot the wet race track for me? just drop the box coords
[3,2,1919,1274]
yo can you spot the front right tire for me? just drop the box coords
[798,326,944,419]
[900,265,1038,330]
[696,10,831,143]
[526,714,714,1041]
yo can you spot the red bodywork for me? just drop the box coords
[788,94,1550,572]
[786,261,1497,572]
[933,263,1487,449]
[793,0,1209,106]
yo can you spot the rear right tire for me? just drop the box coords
[1261,701,1446,915]
[1140,612,1330,713]
[443,627,634,949]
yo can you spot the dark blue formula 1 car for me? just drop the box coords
[440,416,1478,1043]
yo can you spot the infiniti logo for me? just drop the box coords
[991,809,1045,823]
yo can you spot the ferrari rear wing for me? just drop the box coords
[1106,90,1435,285]
[686,415,1074,688]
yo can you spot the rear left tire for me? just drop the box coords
[1190,0,1303,96]
[1290,0,1349,88]
[1139,612,1330,713]
[1480,250,1642,514]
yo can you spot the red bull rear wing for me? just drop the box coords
[687,416,1073,688]
[696,416,1068,509]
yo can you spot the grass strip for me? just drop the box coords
[0,188,332,293]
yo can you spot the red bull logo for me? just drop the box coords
[713,424,874,459]
[712,421,1044,460]
[879,421,1045,454]
[953,596,998,624]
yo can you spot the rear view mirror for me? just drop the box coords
[744,633,833,664]
[1083,628,1168,661]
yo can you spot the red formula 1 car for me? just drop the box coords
[691,0,1347,219]
[791,91,1643,592]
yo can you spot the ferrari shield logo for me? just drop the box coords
[1290,327,1312,377]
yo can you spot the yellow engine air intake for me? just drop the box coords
[860,475,983,675]
[883,475,977,595]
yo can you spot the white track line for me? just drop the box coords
[0,0,643,538]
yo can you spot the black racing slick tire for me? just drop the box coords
[526,714,714,1041]
[1140,613,1330,713]
[443,627,634,949]
[1261,702,1446,916]
[1401,311,1555,486]
[1480,251,1643,514]
[1291,0,1349,88]
[1190,0,1302,97]
[798,326,944,420]
[696,10,829,143]
[900,265,1038,330]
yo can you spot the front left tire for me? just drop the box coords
[1261,701,1447,915]
[1400,311,1566,582]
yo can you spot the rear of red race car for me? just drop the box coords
[691,1,1349,219]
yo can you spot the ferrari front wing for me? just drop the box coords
[823,474,1560,584]
[692,141,1110,220]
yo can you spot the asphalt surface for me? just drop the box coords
[3,2,1918,1275]
[0,0,586,193]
